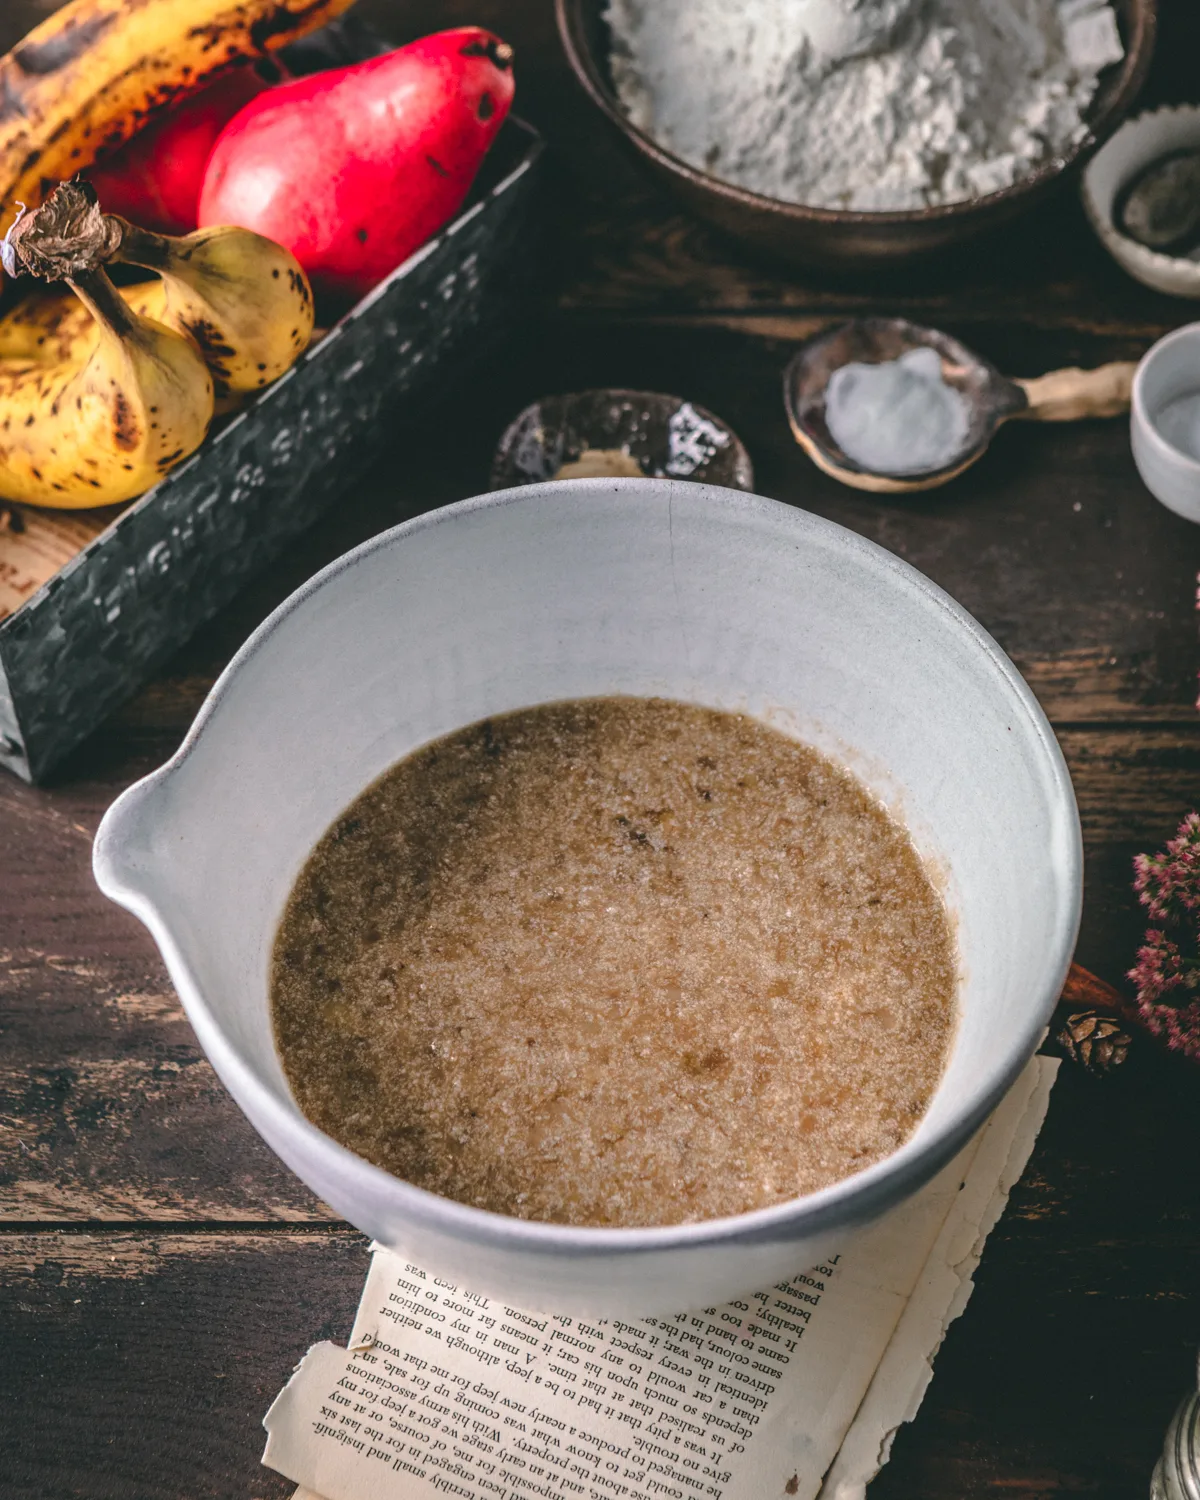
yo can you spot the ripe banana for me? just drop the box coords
[0,0,355,235]
[0,186,315,400]
[0,270,213,509]
[0,192,214,509]
[113,219,315,397]
[0,285,98,365]
[0,283,244,418]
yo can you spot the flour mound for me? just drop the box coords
[606,0,1123,211]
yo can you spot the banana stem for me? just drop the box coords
[3,180,123,281]
[67,267,142,344]
[111,220,178,274]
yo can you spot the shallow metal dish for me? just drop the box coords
[556,0,1156,272]
[490,388,753,490]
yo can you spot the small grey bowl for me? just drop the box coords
[490,389,754,491]
[1083,104,1200,298]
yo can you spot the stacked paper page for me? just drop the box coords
[265,1056,1056,1500]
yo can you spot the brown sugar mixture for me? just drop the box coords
[271,698,957,1227]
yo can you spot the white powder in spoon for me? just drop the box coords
[606,0,1124,211]
[824,347,972,475]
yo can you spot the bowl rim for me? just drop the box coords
[555,0,1157,227]
[1132,320,1200,473]
[94,479,1083,1252]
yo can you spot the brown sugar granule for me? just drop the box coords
[271,698,957,1228]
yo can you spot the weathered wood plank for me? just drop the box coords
[0,1230,369,1500]
[0,946,337,1223]
[1060,728,1200,844]
[2,1052,1197,1500]
[551,195,1191,332]
[1012,649,1198,727]
[876,1051,1200,1500]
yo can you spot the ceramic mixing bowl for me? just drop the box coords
[93,480,1081,1315]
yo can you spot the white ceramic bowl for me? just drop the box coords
[1083,105,1200,299]
[1132,321,1200,522]
[93,480,1081,1315]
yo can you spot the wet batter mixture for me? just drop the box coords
[272,698,957,1227]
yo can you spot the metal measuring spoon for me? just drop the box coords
[784,317,1136,494]
[490,389,754,491]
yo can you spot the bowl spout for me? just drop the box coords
[93,765,177,920]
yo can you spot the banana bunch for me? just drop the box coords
[0,0,340,508]
[0,182,314,508]
[0,268,214,510]
[0,0,354,262]
[0,225,315,403]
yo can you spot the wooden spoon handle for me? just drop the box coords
[1013,362,1136,422]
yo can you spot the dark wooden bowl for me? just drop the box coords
[556,0,1157,272]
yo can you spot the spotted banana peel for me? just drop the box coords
[0,178,315,406]
[0,0,355,259]
[0,182,214,508]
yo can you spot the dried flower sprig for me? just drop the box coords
[1129,812,1200,1062]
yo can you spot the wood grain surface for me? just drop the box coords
[2,1,1199,1498]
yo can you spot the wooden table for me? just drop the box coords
[3,2,1200,1495]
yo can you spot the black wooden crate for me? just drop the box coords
[0,115,543,782]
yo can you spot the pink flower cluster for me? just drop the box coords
[1129,811,1200,1061]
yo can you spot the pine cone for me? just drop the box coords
[1057,1009,1133,1074]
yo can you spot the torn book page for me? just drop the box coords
[267,1056,1056,1500]
[818,1055,1057,1499]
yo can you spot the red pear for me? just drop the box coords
[198,26,514,304]
[87,67,274,237]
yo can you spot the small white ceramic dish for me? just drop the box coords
[93,480,1081,1315]
[1132,321,1200,522]
[1083,105,1200,298]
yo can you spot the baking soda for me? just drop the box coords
[825,347,972,475]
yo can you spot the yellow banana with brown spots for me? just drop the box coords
[0,283,101,365]
[112,218,315,397]
[0,0,354,241]
[0,269,213,508]
[0,202,313,415]
[0,281,252,419]
[0,189,213,509]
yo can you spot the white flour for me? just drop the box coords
[606,0,1124,210]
